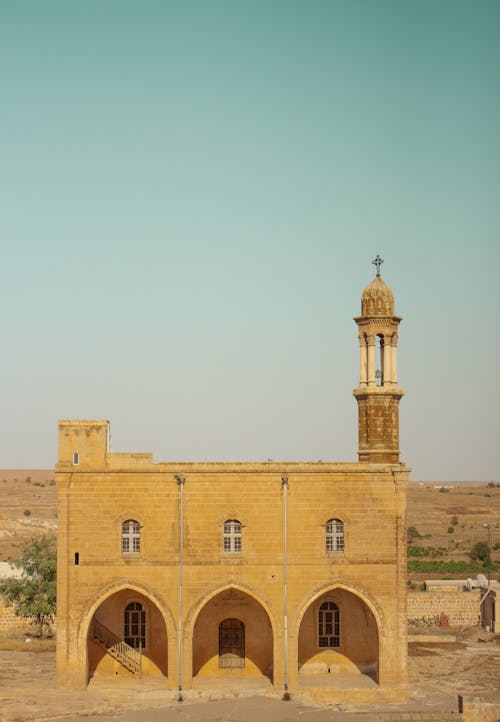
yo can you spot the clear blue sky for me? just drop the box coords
[1,1,498,480]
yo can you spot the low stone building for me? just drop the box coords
[56,261,410,703]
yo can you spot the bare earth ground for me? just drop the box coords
[0,632,499,722]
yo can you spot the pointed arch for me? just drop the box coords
[295,581,382,684]
[78,578,177,651]
[187,581,276,682]
[293,580,384,637]
[184,580,277,640]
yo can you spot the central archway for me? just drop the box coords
[192,587,273,681]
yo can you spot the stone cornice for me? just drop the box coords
[354,316,402,326]
[353,386,404,398]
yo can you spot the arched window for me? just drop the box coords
[122,519,140,553]
[318,601,340,648]
[223,519,242,553]
[124,601,145,649]
[326,518,344,552]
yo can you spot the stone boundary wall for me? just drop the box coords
[462,695,500,722]
[0,597,28,633]
[407,590,481,627]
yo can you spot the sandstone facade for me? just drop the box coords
[56,264,410,703]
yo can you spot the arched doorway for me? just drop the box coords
[219,618,245,669]
[87,588,168,683]
[298,588,379,685]
[192,587,273,681]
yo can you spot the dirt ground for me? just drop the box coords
[0,631,498,722]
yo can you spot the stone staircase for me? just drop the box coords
[90,617,142,676]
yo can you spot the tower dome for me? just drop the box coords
[361,274,394,317]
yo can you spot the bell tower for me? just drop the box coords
[353,256,404,463]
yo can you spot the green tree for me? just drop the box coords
[469,540,490,567]
[0,534,56,637]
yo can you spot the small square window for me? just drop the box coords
[73,452,79,465]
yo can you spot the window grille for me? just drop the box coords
[223,519,242,553]
[219,618,245,669]
[326,518,344,552]
[122,519,140,553]
[318,601,340,648]
[124,601,146,649]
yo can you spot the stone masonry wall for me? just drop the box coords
[407,590,480,627]
[462,696,500,722]
[0,597,27,633]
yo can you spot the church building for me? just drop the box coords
[55,261,410,703]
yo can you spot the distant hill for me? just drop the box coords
[0,470,56,560]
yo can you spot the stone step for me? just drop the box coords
[372,712,460,721]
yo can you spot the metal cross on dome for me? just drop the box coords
[372,254,384,277]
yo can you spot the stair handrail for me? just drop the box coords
[91,617,142,675]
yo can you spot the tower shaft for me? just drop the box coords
[353,265,404,463]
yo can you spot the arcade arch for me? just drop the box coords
[297,587,380,684]
[85,587,169,683]
[191,586,274,681]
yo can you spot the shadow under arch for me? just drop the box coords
[187,582,276,681]
[295,581,383,684]
[80,579,176,685]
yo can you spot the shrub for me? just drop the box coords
[407,526,422,543]
[407,545,444,558]
[408,559,485,573]
[469,541,490,566]
[23,510,31,517]
[447,527,454,534]
[451,516,458,526]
